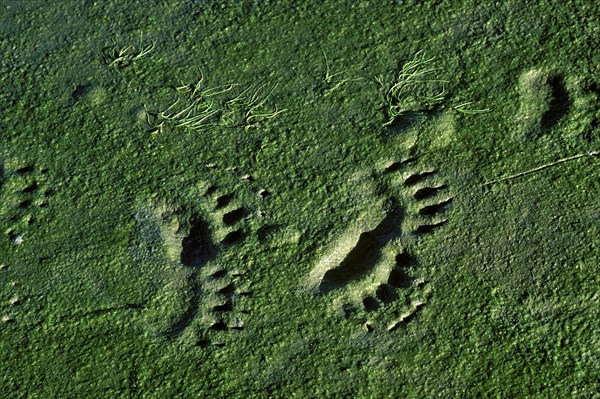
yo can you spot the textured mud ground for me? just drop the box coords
[0,1,599,397]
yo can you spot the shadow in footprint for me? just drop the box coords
[72,84,92,101]
[181,218,217,267]
[319,210,404,294]
[222,207,246,226]
[386,111,426,136]
[375,284,396,303]
[404,171,436,186]
[384,158,415,173]
[22,183,38,193]
[542,75,570,129]
[16,166,35,175]
[415,220,447,234]
[222,229,245,245]
[413,185,446,200]
[363,296,381,312]
[388,252,415,289]
[419,198,452,215]
[216,194,234,209]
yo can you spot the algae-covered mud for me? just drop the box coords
[1,1,598,397]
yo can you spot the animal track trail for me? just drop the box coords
[308,158,452,332]
[138,171,268,347]
[0,161,52,326]
[0,263,23,326]
[0,163,52,245]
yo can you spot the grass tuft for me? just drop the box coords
[102,33,154,69]
[145,73,286,133]
[381,51,447,126]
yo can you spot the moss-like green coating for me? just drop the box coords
[0,1,598,397]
